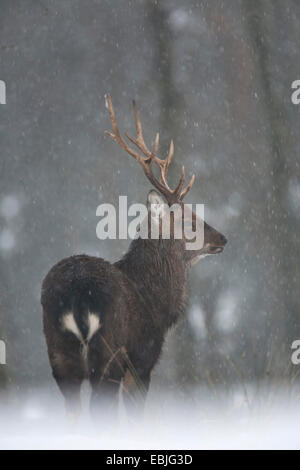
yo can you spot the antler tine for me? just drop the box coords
[157,139,175,188]
[105,93,127,145]
[151,133,171,188]
[179,174,195,200]
[105,94,144,164]
[165,140,174,175]
[125,100,153,160]
[132,100,143,141]
[127,100,174,180]
[152,133,159,157]
[173,165,185,197]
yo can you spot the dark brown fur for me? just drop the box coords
[41,234,189,418]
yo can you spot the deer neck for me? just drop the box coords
[115,238,187,329]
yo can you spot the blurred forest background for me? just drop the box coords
[0,0,300,407]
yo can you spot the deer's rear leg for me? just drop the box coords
[90,377,121,429]
[48,342,85,422]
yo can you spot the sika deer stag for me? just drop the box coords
[41,95,227,422]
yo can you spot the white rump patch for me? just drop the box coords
[87,313,101,341]
[62,312,101,343]
[62,312,83,341]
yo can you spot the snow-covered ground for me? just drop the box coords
[0,384,299,450]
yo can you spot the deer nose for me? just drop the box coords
[220,234,227,246]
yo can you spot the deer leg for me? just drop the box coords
[90,377,121,429]
[55,376,83,424]
[48,345,85,423]
[122,369,150,421]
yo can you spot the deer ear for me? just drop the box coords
[147,190,167,221]
[147,190,165,207]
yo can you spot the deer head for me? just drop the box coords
[105,94,227,267]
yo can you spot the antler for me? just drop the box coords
[105,94,195,205]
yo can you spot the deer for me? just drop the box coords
[41,94,227,424]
